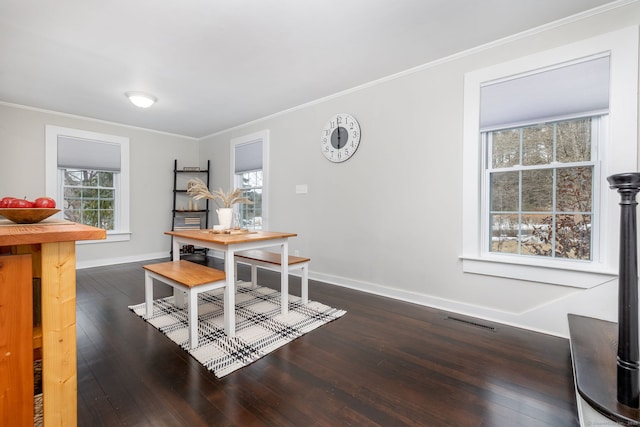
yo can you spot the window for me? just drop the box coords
[461,27,638,288]
[62,169,116,229]
[236,169,263,229]
[485,116,600,261]
[45,126,130,243]
[231,130,269,230]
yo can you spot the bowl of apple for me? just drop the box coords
[0,197,60,224]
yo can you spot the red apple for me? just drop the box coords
[34,197,56,208]
[0,197,16,208]
[7,198,34,208]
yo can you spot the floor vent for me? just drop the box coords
[445,316,496,332]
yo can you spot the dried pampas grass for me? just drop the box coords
[187,178,252,208]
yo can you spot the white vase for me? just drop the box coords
[217,208,233,229]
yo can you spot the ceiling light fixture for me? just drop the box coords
[125,91,157,108]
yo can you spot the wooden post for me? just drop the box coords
[608,172,640,408]
[0,254,33,427]
[41,241,78,426]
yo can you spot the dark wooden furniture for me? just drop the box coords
[569,314,640,424]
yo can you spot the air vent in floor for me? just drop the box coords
[445,316,497,332]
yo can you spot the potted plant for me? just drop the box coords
[187,178,252,229]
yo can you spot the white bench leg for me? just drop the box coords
[188,289,198,349]
[250,264,258,289]
[301,263,308,304]
[145,271,154,318]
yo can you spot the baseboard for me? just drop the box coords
[310,271,617,339]
[76,251,168,269]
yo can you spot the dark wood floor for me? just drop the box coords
[75,257,578,426]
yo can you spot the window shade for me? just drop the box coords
[480,55,610,131]
[235,140,263,173]
[57,136,121,171]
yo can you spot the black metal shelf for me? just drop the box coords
[170,159,211,258]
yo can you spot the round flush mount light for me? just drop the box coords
[125,91,157,108]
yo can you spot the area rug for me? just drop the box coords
[128,282,346,378]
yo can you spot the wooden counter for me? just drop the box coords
[0,220,105,426]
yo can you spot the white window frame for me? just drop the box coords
[230,130,269,229]
[461,26,638,288]
[45,125,131,243]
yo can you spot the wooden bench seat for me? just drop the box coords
[143,260,226,349]
[234,250,310,304]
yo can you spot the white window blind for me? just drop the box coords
[57,136,121,171]
[234,140,262,173]
[480,55,610,131]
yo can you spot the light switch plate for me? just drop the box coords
[296,184,308,194]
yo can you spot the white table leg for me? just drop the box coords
[301,263,308,304]
[281,242,288,314]
[145,272,154,318]
[188,289,198,349]
[251,264,258,288]
[224,249,236,337]
[172,238,186,308]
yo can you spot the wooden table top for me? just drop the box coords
[0,220,106,246]
[165,229,297,245]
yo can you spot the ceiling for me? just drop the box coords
[0,0,620,139]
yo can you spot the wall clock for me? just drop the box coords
[320,113,361,163]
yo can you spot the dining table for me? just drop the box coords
[164,229,297,337]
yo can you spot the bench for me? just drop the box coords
[234,250,310,304]
[143,260,226,349]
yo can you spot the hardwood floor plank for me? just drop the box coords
[75,259,578,426]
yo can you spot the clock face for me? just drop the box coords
[320,113,361,163]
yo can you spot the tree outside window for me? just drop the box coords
[62,169,116,230]
[488,117,595,260]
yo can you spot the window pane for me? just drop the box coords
[491,129,520,168]
[99,189,114,199]
[521,214,553,257]
[522,124,553,166]
[555,214,591,260]
[64,170,83,185]
[98,172,114,187]
[556,167,592,212]
[522,169,552,211]
[100,211,114,229]
[491,214,519,254]
[63,187,81,199]
[490,172,519,211]
[99,199,113,210]
[557,118,591,163]
[82,171,99,186]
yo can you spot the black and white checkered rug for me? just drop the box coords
[129,282,346,378]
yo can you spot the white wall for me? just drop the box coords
[199,2,640,337]
[0,103,200,266]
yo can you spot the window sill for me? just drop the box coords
[460,255,617,289]
[77,231,131,244]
